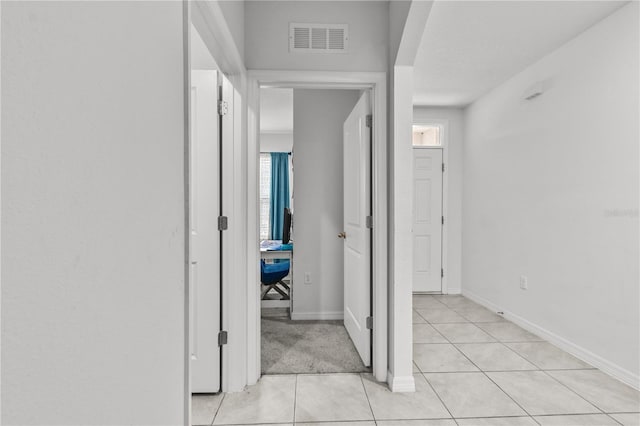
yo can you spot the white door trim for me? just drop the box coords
[182,5,191,424]
[412,119,449,294]
[247,70,388,385]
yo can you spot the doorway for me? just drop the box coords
[258,87,371,374]
[246,71,388,386]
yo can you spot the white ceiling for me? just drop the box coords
[413,1,627,107]
[260,88,293,133]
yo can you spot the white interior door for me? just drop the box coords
[190,70,221,393]
[412,148,443,293]
[342,91,371,366]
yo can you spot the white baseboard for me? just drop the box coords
[387,370,416,392]
[290,311,344,321]
[462,289,640,390]
[413,288,461,295]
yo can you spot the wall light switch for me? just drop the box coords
[304,272,312,284]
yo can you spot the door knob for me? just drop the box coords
[338,232,346,239]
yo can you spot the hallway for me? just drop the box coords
[192,295,640,425]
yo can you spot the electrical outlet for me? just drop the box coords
[520,275,528,290]
[304,272,312,284]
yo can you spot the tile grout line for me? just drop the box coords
[417,311,537,423]
[415,295,639,424]
[414,340,564,345]
[413,308,431,323]
[453,336,542,372]
[359,373,377,422]
[292,374,298,424]
[210,392,226,426]
[499,341,550,371]
[476,369,541,425]
[500,341,597,371]
[439,323,539,423]
[416,296,545,424]
[431,322,500,344]
[605,412,630,426]
[531,412,626,425]
[463,299,597,424]
[475,323,545,345]
[419,370,458,424]
[414,368,598,374]
[538,368,608,415]
[414,294,468,426]
[443,297,618,423]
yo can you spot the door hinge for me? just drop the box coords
[218,100,228,116]
[366,215,374,229]
[366,114,372,128]
[218,330,228,346]
[441,268,444,278]
[218,215,228,231]
[442,216,444,225]
[366,316,373,330]
[442,163,445,173]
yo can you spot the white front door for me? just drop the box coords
[412,148,443,293]
[190,70,221,393]
[342,91,371,366]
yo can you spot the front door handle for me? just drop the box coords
[338,232,346,239]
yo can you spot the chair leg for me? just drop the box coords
[272,285,289,299]
[261,285,270,299]
[261,283,290,300]
[279,280,290,291]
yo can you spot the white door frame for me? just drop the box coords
[188,0,248,402]
[247,70,388,385]
[413,119,449,294]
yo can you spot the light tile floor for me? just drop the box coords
[193,295,640,425]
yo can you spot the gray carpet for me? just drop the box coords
[261,310,368,374]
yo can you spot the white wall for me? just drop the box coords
[413,107,464,293]
[389,1,412,65]
[291,89,360,319]
[260,133,293,153]
[462,3,639,387]
[1,2,186,423]
[245,1,388,72]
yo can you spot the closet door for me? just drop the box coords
[190,70,221,393]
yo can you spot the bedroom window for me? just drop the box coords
[259,153,271,240]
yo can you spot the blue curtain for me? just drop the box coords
[269,153,290,240]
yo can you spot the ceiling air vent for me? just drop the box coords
[290,23,348,53]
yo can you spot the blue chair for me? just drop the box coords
[260,259,291,300]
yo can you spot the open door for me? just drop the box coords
[190,70,221,393]
[342,91,372,366]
